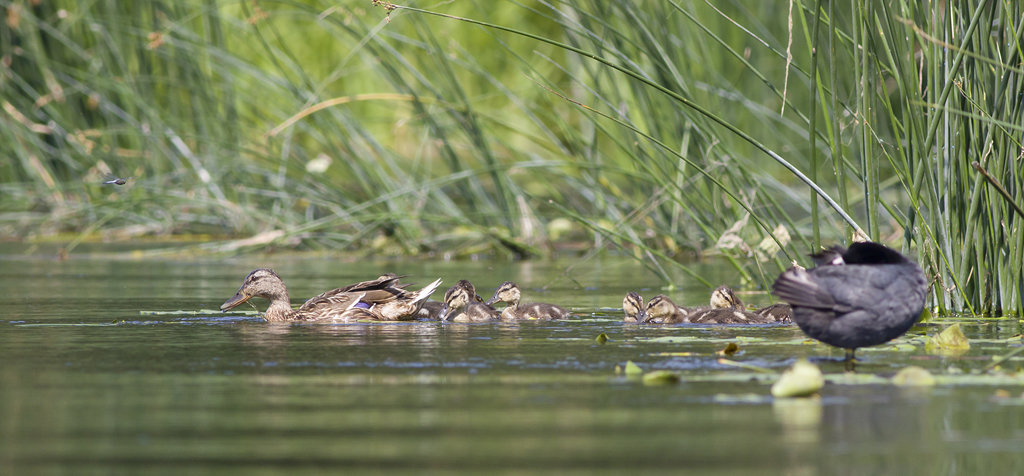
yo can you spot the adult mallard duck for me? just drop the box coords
[220,269,441,322]
[622,292,644,322]
[485,281,570,320]
[438,282,499,322]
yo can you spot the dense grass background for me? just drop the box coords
[1,1,1021,314]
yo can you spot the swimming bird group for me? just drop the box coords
[221,272,569,323]
[221,241,927,367]
[623,285,793,325]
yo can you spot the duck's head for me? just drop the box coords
[710,286,743,309]
[622,292,644,322]
[455,279,486,303]
[438,283,473,321]
[485,281,520,306]
[221,268,288,311]
[640,294,677,323]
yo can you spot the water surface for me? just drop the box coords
[2,250,1023,474]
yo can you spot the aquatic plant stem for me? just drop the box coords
[972,162,1024,219]
[385,3,863,234]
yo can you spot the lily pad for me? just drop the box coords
[771,359,824,398]
[892,366,936,386]
[918,307,933,323]
[623,360,643,376]
[642,370,681,386]
[925,323,970,355]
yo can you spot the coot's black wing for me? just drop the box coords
[775,264,924,316]
[772,267,838,310]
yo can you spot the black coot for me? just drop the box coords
[772,241,928,367]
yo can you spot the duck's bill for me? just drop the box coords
[437,303,451,321]
[220,291,251,311]
[483,297,497,306]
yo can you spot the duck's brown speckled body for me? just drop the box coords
[220,269,440,322]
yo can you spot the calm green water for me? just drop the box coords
[2,249,1024,475]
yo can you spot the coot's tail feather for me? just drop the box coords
[772,268,836,310]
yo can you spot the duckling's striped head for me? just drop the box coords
[485,281,520,306]
[438,282,473,321]
[622,292,644,322]
[710,286,743,309]
[641,294,678,323]
[455,279,479,300]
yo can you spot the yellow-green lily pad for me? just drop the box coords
[623,360,643,376]
[771,359,824,398]
[642,370,681,386]
[892,366,936,386]
[925,323,970,355]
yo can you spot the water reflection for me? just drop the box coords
[772,397,823,446]
[3,253,1024,473]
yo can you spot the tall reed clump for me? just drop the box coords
[388,1,1022,315]
[1,1,1020,314]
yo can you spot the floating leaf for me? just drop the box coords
[712,393,768,404]
[717,342,740,356]
[925,323,970,355]
[717,358,773,373]
[642,370,681,386]
[917,307,933,323]
[892,366,936,386]
[595,333,609,344]
[771,359,824,398]
[623,360,643,376]
[825,372,890,385]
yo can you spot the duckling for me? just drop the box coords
[688,285,791,324]
[622,292,644,322]
[438,282,500,322]
[417,300,444,320]
[639,294,690,324]
[417,279,480,319]
[220,269,441,322]
[485,281,570,320]
[684,286,763,324]
[754,303,793,323]
[772,241,928,368]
